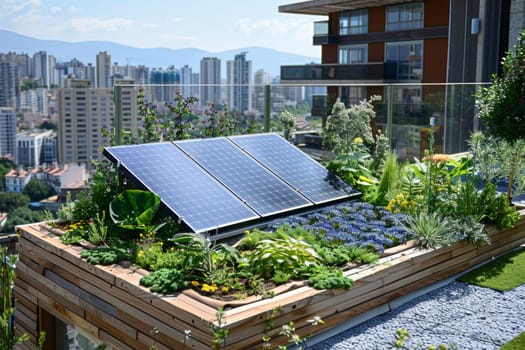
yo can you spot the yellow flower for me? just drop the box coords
[137,250,144,258]
[191,280,200,287]
[353,137,363,144]
[221,286,230,293]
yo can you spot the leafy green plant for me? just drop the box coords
[80,246,132,265]
[208,307,229,350]
[169,232,240,280]
[402,212,453,249]
[87,211,109,246]
[278,110,296,141]
[240,235,320,280]
[109,189,164,236]
[476,29,525,200]
[1,247,29,349]
[71,191,99,223]
[140,268,188,294]
[307,266,353,290]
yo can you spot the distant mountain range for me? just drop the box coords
[0,29,319,77]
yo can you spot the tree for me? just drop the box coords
[477,29,525,200]
[22,179,56,202]
[0,159,14,192]
[0,193,30,213]
[39,121,57,130]
[1,207,44,234]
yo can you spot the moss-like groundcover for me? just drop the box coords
[458,248,525,291]
[501,332,525,350]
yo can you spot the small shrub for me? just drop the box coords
[80,246,132,265]
[307,266,353,290]
[140,268,188,294]
[402,212,453,249]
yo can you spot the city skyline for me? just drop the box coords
[0,0,324,58]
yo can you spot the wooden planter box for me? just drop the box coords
[13,212,525,350]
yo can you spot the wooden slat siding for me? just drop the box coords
[13,213,525,350]
[13,309,37,335]
[18,225,117,285]
[13,325,37,347]
[20,227,215,346]
[16,260,86,318]
[17,238,209,347]
[222,222,525,348]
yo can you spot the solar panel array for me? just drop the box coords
[103,143,259,233]
[230,134,357,204]
[104,133,359,234]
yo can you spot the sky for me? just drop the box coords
[0,0,324,58]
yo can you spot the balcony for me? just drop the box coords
[280,63,387,82]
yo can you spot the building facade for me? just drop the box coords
[58,79,139,164]
[16,129,56,168]
[227,52,252,113]
[0,107,17,159]
[0,62,19,108]
[279,0,522,155]
[96,51,112,88]
[200,57,222,108]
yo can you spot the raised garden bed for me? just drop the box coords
[13,210,525,349]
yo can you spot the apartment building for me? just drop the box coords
[200,57,222,108]
[16,129,56,168]
[279,0,523,154]
[0,107,17,159]
[58,78,139,165]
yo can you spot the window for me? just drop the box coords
[386,3,424,31]
[339,44,368,64]
[340,86,367,106]
[385,41,423,80]
[339,9,368,35]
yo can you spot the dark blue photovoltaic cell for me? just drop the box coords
[229,133,359,204]
[176,138,312,216]
[103,143,259,233]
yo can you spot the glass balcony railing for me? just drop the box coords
[314,21,329,36]
[280,63,386,81]
[113,82,489,162]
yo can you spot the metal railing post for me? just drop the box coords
[386,84,394,150]
[264,84,271,132]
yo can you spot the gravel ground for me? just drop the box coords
[313,281,525,350]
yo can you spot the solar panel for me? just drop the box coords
[229,133,359,204]
[175,138,312,216]
[103,143,259,233]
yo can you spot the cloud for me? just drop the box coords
[70,17,133,33]
[50,6,61,14]
[0,0,41,17]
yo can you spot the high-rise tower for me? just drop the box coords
[200,57,221,108]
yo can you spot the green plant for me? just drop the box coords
[476,29,525,200]
[109,189,165,237]
[367,150,401,205]
[1,247,29,349]
[276,317,324,350]
[139,268,188,294]
[209,307,229,350]
[87,211,109,246]
[240,235,320,280]
[169,232,240,280]
[307,266,353,290]
[402,212,453,249]
[391,328,457,350]
[71,191,99,223]
[278,110,296,141]
[80,246,132,265]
